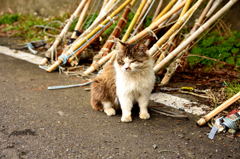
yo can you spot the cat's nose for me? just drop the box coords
[124,67,131,71]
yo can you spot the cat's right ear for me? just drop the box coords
[114,38,126,50]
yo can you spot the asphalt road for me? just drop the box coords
[0,54,239,159]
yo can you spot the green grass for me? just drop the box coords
[224,81,240,98]
[0,14,20,24]
[0,14,64,42]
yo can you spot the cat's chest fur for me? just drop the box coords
[114,61,155,98]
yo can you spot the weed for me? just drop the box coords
[188,30,240,68]
[224,81,240,98]
[0,14,20,24]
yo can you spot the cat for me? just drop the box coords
[90,40,155,122]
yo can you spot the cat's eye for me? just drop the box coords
[117,59,124,65]
[132,60,141,63]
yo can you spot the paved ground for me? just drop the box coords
[0,54,239,159]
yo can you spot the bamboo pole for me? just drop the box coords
[127,1,185,44]
[68,17,117,65]
[46,0,133,72]
[82,1,136,76]
[153,0,178,22]
[157,0,192,59]
[164,0,183,24]
[122,0,147,42]
[99,0,118,20]
[153,0,239,73]
[179,0,193,17]
[135,0,152,26]
[157,0,192,84]
[132,0,155,37]
[190,0,214,33]
[78,0,120,42]
[101,0,110,13]
[153,0,163,19]
[71,0,92,41]
[144,0,163,46]
[83,51,115,75]
[149,0,204,56]
[98,2,134,56]
[160,0,215,85]
[43,0,88,63]
[206,0,223,18]
[197,92,240,126]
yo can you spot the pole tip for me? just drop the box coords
[196,118,206,126]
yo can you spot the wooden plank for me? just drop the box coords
[0,46,44,65]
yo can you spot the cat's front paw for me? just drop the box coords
[104,108,116,116]
[139,112,150,120]
[121,115,132,122]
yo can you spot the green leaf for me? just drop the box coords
[225,56,235,65]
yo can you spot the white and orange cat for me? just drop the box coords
[91,41,155,122]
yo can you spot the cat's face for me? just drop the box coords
[116,41,149,72]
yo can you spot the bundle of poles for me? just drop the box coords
[41,0,239,85]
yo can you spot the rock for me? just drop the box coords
[152,144,158,149]
[57,111,64,116]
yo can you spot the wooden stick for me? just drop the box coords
[83,51,115,75]
[44,0,87,62]
[67,17,116,65]
[78,0,120,42]
[164,0,184,24]
[122,0,147,42]
[99,0,118,17]
[82,1,136,76]
[135,0,152,26]
[127,1,185,44]
[144,0,164,46]
[197,92,240,126]
[149,0,204,56]
[190,0,214,33]
[179,0,193,17]
[97,2,133,56]
[46,0,133,72]
[153,0,239,73]
[206,0,223,18]
[153,0,163,19]
[132,0,155,37]
[153,0,178,22]
[159,0,215,85]
[71,0,92,40]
